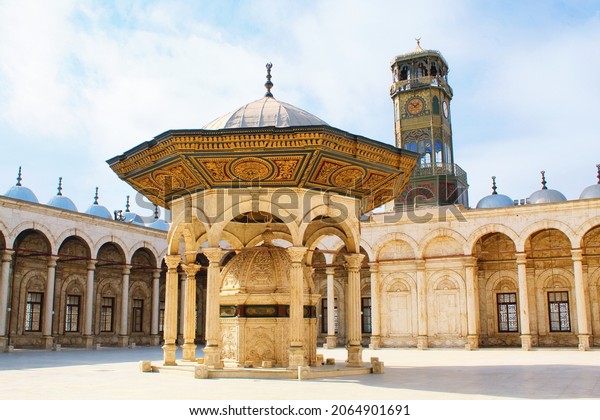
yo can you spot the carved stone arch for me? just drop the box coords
[129,242,159,267]
[55,229,94,255]
[57,235,91,261]
[517,220,577,251]
[10,222,56,254]
[0,220,9,248]
[486,270,518,291]
[195,231,244,251]
[61,273,86,295]
[428,270,464,291]
[466,224,519,255]
[130,247,157,269]
[130,280,150,299]
[576,217,600,248]
[373,232,418,261]
[537,267,574,289]
[304,226,351,266]
[380,273,417,339]
[12,228,52,255]
[418,228,466,259]
[246,230,294,248]
[359,239,375,263]
[94,237,127,263]
[300,204,359,252]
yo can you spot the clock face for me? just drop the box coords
[406,97,425,115]
[442,101,449,118]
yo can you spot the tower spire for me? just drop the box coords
[491,176,498,195]
[541,171,548,190]
[16,166,22,186]
[125,195,131,212]
[264,62,274,97]
[154,204,159,220]
[93,187,99,205]
[57,177,63,196]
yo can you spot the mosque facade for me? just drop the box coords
[1,44,600,362]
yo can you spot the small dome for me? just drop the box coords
[476,176,514,209]
[46,177,78,212]
[85,187,112,219]
[4,167,39,203]
[149,218,170,231]
[579,164,600,199]
[528,171,566,204]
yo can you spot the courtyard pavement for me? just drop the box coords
[1,346,599,400]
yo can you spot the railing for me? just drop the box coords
[390,76,453,96]
[411,162,468,186]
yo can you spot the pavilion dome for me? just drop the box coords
[149,218,170,231]
[476,176,514,209]
[528,171,566,204]
[579,165,600,199]
[4,167,39,203]
[46,178,78,212]
[122,196,144,225]
[85,188,112,219]
[203,63,328,130]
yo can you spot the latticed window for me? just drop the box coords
[100,297,114,332]
[65,295,80,332]
[548,291,571,332]
[361,297,372,334]
[158,301,165,333]
[132,299,144,333]
[321,298,338,334]
[497,293,518,332]
[25,292,43,331]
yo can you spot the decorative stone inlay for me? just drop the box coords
[231,158,272,181]
[332,167,365,188]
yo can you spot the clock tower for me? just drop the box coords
[390,40,468,208]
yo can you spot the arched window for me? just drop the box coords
[399,66,408,81]
[430,63,438,77]
[434,140,443,166]
[432,96,440,115]
[406,142,417,152]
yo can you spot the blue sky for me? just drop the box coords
[1,0,599,220]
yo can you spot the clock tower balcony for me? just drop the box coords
[390,75,453,98]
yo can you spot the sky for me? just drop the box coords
[1,0,599,222]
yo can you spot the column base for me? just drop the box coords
[0,336,7,352]
[203,346,223,369]
[42,336,54,349]
[578,334,591,351]
[118,335,129,348]
[465,335,479,351]
[182,342,196,361]
[369,335,381,350]
[83,335,94,349]
[150,335,161,346]
[346,345,363,367]
[288,346,306,369]
[324,335,337,349]
[520,334,533,351]
[162,343,178,366]
[417,336,428,350]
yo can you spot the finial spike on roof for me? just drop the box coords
[596,163,600,184]
[93,187,99,205]
[414,37,424,52]
[491,176,498,195]
[57,177,63,196]
[541,170,548,190]
[264,62,274,97]
[154,205,159,220]
[16,166,22,186]
[125,195,131,212]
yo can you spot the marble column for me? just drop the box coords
[416,259,428,350]
[464,256,479,350]
[118,265,131,347]
[344,253,364,367]
[0,250,14,350]
[42,256,59,349]
[181,263,200,361]
[150,268,161,345]
[368,262,381,349]
[162,255,181,366]
[572,249,591,350]
[325,266,337,349]
[203,247,223,368]
[516,253,532,350]
[83,260,97,348]
[287,246,307,368]
[178,271,186,344]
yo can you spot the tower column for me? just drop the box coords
[464,256,479,350]
[182,263,200,361]
[42,256,59,349]
[162,255,181,366]
[368,262,381,349]
[0,250,14,350]
[150,269,161,345]
[416,259,428,349]
[83,260,97,348]
[118,265,131,347]
[516,253,532,350]
[325,266,337,349]
[287,246,307,369]
[572,249,590,350]
[203,248,224,369]
[344,253,365,367]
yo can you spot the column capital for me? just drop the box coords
[516,252,527,264]
[344,253,364,270]
[181,263,201,278]
[121,265,131,276]
[1,249,15,262]
[571,248,583,262]
[464,255,477,267]
[368,262,380,273]
[87,259,97,271]
[152,268,162,279]
[415,259,426,271]
[47,255,59,267]
[325,266,336,276]
[164,254,181,270]
[203,247,224,265]
[287,246,307,263]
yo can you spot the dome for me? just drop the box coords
[579,164,600,199]
[4,167,39,203]
[149,218,170,231]
[203,96,329,130]
[528,171,566,204]
[476,176,514,209]
[46,177,78,212]
[85,188,112,219]
[123,212,144,225]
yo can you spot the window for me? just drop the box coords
[65,295,80,332]
[432,96,440,114]
[100,297,114,332]
[159,301,165,333]
[321,298,338,334]
[25,292,43,331]
[132,299,144,333]
[548,291,571,332]
[497,293,518,332]
[361,297,372,334]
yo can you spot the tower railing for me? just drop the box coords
[390,76,453,96]
[412,162,468,186]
